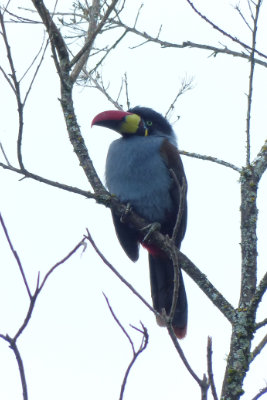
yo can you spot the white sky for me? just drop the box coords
[0,0,267,399]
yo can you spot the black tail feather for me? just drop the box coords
[149,254,188,338]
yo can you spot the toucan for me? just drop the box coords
[92,106,188,338]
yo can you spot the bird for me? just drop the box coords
[91,106,188,338]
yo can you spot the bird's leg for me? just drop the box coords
[140,222,161,243]
[120,202,132,223]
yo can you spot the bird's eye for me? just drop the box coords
[146,121,153,126]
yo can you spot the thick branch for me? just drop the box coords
[178,252,235,323]
[239,168,259,307]
[179,150,241,172]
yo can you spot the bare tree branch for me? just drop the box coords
[253,139,267,179]
[0,9,24,170]
[245,0,262,166]
[255,317,267,331]
[179,150,241,172]
[250,271,267,315]
[251,385,267,400]
[166,324,209,398]
[251,332,267,362]
[0,142,11,165]
[207,337,218,400]
[186,0,266,60]
[88,76,124,109]
[70,0,101,82]
[0,220,85,400]
[0,161,98,200]
[103,294,149,400]
[108,18,267,67]
[38,238,86,292]
[234,3,253,32]
[0,334,28,400]
[70,0,121,73]
[165,77,194,120]
[0,213,32,299]
[22,35,49,105]
[85,229,158,316]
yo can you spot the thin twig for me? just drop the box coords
[0,161,98,200]
[103,294,148,400]
[165,173,187,325]
[207,337,218,400]
[0,142,11,165]
[250,271,267,314]
[89,76,124,110]
[108,19,267,67]
[186,0,266,60]
[119,322,148,400]
[70,0,101,82]
[13,237,86,342]
[166,240,180,326]
[252,137,267,179]
[0,65,16,92]
[245,0,262,166]
[124,72,130,109]
[234,4,253,32]
[255,317,267,330]
[171,174,187,243]
[0,9,24,170]
[39,238,86,291]
[133,3,143,28]
[103,293,135,354]
[165,77,194,120]
[251,385,267,400]
[70,0,120,70]
[167,324,209,397]
[250,333,267,362]
[0,213,32,298]
[23,35,50,105]
[85,229,157,316]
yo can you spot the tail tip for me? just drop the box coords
[173,325,187,339]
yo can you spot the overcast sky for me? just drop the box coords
[0,0,267,399]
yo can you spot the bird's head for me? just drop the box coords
[91,106,173,138]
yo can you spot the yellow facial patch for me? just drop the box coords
[120,114,141,134]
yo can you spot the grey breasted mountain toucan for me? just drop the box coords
[91,106,188,338]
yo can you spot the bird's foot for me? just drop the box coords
[140,222,161,243]
[120,202,132,223]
